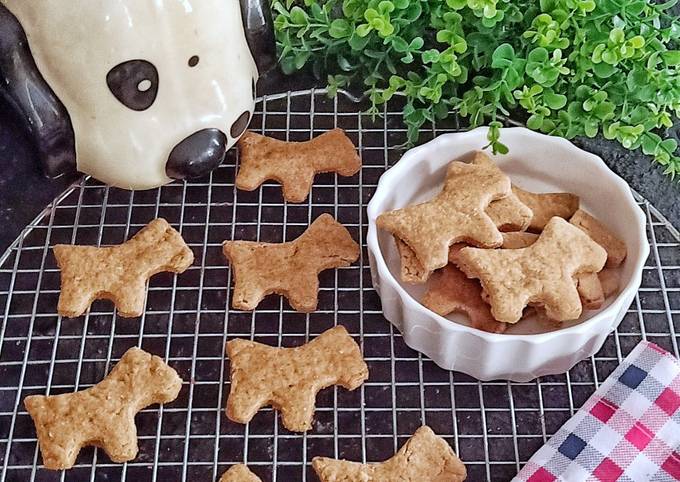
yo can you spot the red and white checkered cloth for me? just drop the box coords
[515,341,680,482]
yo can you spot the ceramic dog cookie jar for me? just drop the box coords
[0,0,275,189]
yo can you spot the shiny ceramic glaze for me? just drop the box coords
[0,0,270,189]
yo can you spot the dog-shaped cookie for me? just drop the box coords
[455,217,607,323]
[313,426,467,481]
[54,218,193,317]
[226,325,368,432]
[223,214,359,312]
[236,129,362,202]
[24,347,182,470]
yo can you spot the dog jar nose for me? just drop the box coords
[166,129,228,180]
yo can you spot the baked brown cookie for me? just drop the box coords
[54,218,193,318]
[312,426,466,482]
[223,214,360,312]
[473,151,532,232]
[219,464,261,482]
[396,231,540,285]
[513,186,579,232]
[570,209,627,267]
[378,157,511,274]
[226,325,368,432]
[236,129,361,202]
[24,347,182,470]
[455,217,607,323]
[422,264,507,334]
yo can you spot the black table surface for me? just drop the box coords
[1,70,678,254]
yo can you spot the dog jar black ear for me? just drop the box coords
[239,0,277,75]
[0,4,76,178]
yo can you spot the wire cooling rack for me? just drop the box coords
[0,89,678,482]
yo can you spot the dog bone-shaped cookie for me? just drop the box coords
[378,156,511,273]
[312,426,467,482]
[455,217,607,323]
[24,347,182,470]
[513,186,580,231]
[236,129,362,202]
[219,465,262,482]
[54,218,194,318]
[226,325,368,432]
[223,214,359,312]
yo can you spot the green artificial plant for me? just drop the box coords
[272,0,680,177]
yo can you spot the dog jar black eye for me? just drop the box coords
[106,59,159,111]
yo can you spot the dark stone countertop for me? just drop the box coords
[0,71,678,255]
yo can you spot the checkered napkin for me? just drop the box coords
[515,341,680,482]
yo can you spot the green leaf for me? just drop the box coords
[626,1,646,16]
[293,50,311,69]
[491,43,515,68]
[446,0,468,9]
[356,23,372,37]
[289,6,309,25]
[662,51,680,65]
[527,114,544,129]
[436,30,454,44]
[410,37,425,50]
[609,28,625,44]
[661,138,678,152]
[400,52,414,63]
[348,31,370,50]
[584,121,599,138]
[404,3,423,21]
[378,1,395,15]
[337,54,353,71]
[273,15,289,31]
[642,133,661,155]
[539,0,556,11]
[543,90,567,109]
[494,142,509,155]
[329,19,352,39]
[657,0,679,10]
[422,49,441,63]
[391,36,409,52]
[528,47,549,63]
[593,62,616,78]
[626,67,648,91]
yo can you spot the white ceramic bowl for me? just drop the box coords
[367,127,649,382]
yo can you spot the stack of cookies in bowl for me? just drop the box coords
[378,151,627,334]
[366,127,648,381]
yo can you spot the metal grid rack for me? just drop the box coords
[0,89,678,482]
